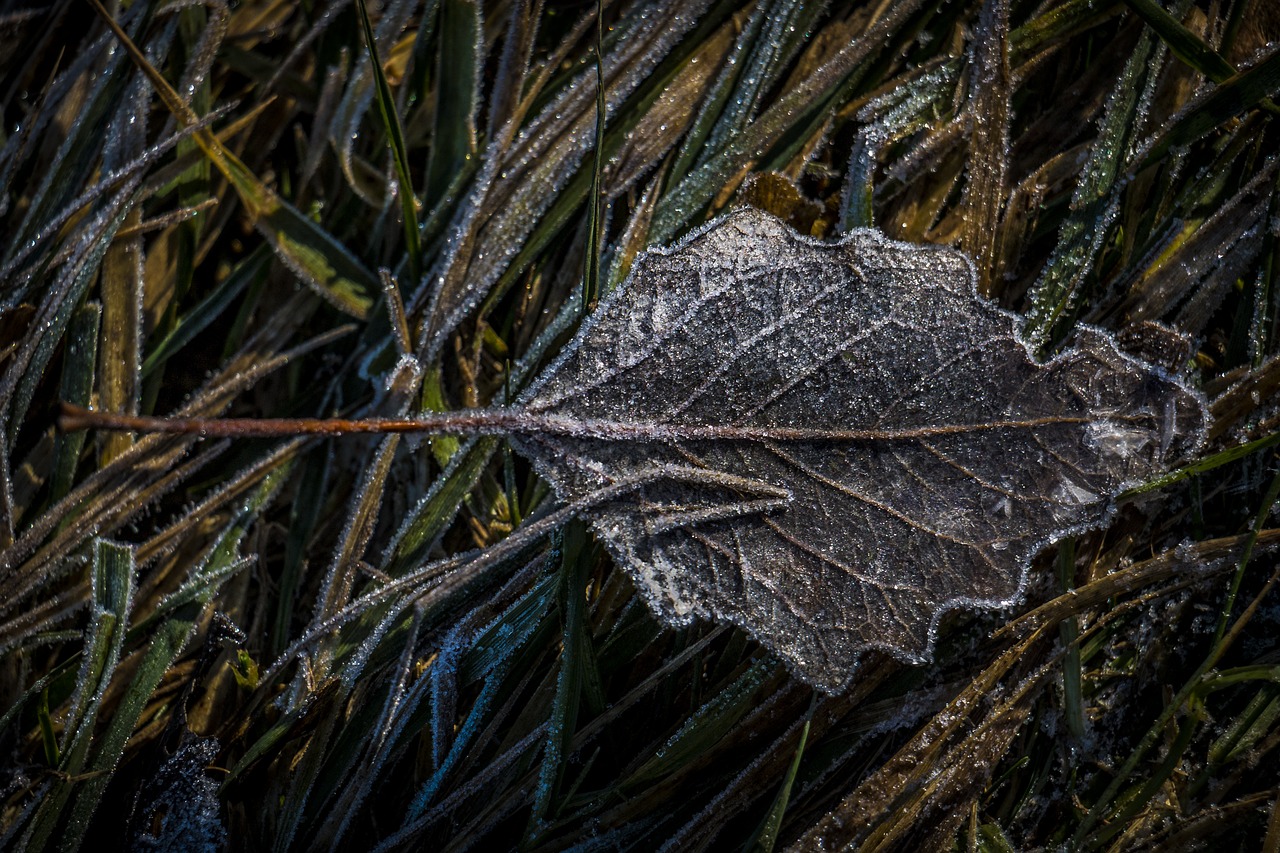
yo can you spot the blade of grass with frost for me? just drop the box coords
[487,0,540,138]
[475,10,763,319]
[660,675,855,851]
[3,7,149,267]
[20,540,132,853]
[97,206,143,465]
[961,0,1011,297]
[650,0,926,244]
[356,0,422,281]
[1008,0,1124,66]
[382,437,501,577]
[51,303,101,502]
[621,658,778,792]
[404,652,523,821]
[311,435,400,626]
[604,170,665,292]
[528,523,597,835]
[583,0,606,309]
[996,530,1280,643]
[1137,43,1280,171]
[132,441,306,594]
[668,1,771,181]
[0,104,234,290]
[3,198,134,447]
[861,670,1047,850]
[1103,121,1250,298]
[838,61,960,231]
[166,4,216,324]
[458,570,559,683]
[0,440,223,627]
[88,0,378,319]
[603,10,739,205]
[319,611,428,846]
[325,0,423,208]
[275,449,332,656]
[412,560,553,785]
[425,0,480,210]
[414,0,714,361]
[0,322,344,612]
[1118,159,1277,330]
[1123,0,1239,84]
[1077,461,1280,846]
[1023,2,1186,346]
[1056,539,1086,741]
[747,712,811,853]
[675,0,829,180]
[1174,179,1275,335]
[427,54,696,355]
[1204,682,1280,768]
[791,630,1050,851]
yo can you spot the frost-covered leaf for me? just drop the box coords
[513,207,1206,691]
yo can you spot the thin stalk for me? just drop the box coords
[59,403,1109,443]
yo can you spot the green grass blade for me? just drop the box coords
[747,713,811,852]
[141,244,270,378]
[622,658,775,791]
[383,437,499,578]
[1121,430,1280,496]
[355,0,422,281]
[1056,539,1086,742]
[1123,0,1237,83]
[5,201,131,446]
[51,302,101,502]
[425,0,481,205]
[1009,0,1123,65]
[680,0,829,179]
[273,448,331,656]
[21,539,133,852]
[1023,3,1179,346]
[528,522,594,834]
[1137,43,1280,171]
[1078,458,1280,846]
[97,208,143,463]
[582,0,605,309]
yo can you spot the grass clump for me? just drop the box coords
[2,0,1279,849]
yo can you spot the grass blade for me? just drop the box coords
[87,0,378,319]
[356,0,423,281]
[21,540,133,852]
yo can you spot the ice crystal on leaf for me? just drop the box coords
[513,208,1205,691]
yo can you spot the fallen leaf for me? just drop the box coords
[513,207,1206,691]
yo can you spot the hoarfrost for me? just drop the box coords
[512,207,1206,691]
[129,737,227,852]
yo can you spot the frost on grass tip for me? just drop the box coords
[513,207,1206,692]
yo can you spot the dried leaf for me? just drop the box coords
[513,208,1206,690]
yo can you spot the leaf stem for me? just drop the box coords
[59,402,1108,443]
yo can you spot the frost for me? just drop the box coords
[129,737,227,852]
[1083,419,1152,459]
[417,0,714,360]
[511,207,1206,691]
